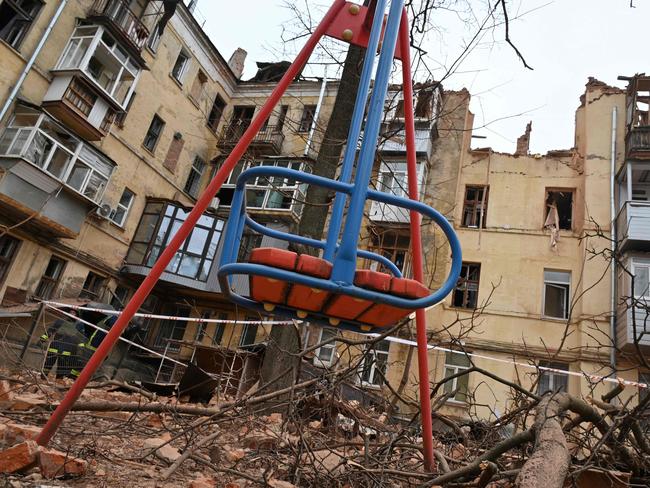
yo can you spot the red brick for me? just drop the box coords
[0,380,13,401]
[189,476,216,488]
[4,423,41,446]
[0,441,38,473]
[38,448,87,479]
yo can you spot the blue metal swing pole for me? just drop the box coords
[323,0,388,261]
[331,0,405,284]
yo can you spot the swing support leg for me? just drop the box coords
[400,11,437,472]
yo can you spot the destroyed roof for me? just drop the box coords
[247,61,297,82]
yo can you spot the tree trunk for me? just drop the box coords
[258,323,301,413]
[515,393,570,488]
[297,44,366,242]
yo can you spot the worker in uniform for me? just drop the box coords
[40,308,85,379]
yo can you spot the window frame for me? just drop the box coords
[544,188,574,231]
[314,327,337,368]
[452,262,481,309]
[109,187,135,227]
[125,201,225,282]
[54,24,140,109]
[34,255,66,300]
[143,114,165,152]
[211,312,228,346]
[171,49,190,84]
[239,322,259,347]
[632,261,650,299]
[183,155,206,198]
[147,23,161,53]
[461,185,489,229]
[0,107,115,203]
[79,271,106,300]
[207,94,226,132]
[542,269,571,320]
[537,361,569,394]
[298,104,316,132]
[0,235,21,287]
[360,340,390,387]
[109,284,130,309]
[0,0,44,50]
[366,230,411,277]
[443,351,471,403]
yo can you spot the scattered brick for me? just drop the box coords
[3,423,41,446]
[0,380,13,401]
[189,475,216,488]
[38,448,87,479]
[0,441,38,473]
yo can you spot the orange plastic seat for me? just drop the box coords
[324,269,391,322]
[286,254,333,313]
[357,277,429,326]
[249,248,297,305]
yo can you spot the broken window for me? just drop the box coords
[211,312,228,346]
[154,305,190,351]
[537,361,569,394]
[543,270,570,319]
[545,190,573,230]
[414,88,433,119]
[298,105,316,132]
[171,50,190,84]
[239,322,259,347]
[184,156,206,198]
[360,340,390,387]
[0,235,20,286]
[35,256,66,300]
[367,230,411,277]
[207,94,226,132]
[452,263,480,309]
[109,188,135,227]
[143,114,164,152]
[79,271,106,300]
[114,91,135,128]
[109,285,130,309]
[443,351,471,402]
[195,311,211,343]
[0,0,42,49]
[462,185,488,228]
[276,105,289,132]
[314,327,337,368]
[147,23,161,52]
[57,25,140,108]
[226,105,255,139]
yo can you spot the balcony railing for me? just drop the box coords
[616,200,650,253]
[89,0,149,51]
[217,123,285,154]
[626,126,650,159]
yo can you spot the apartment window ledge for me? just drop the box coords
[141,143,157,157]
[444,399,469,408]
[541,315,568,323]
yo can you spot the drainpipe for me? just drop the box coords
[610,105,618,373]
[303,67,328,157]
[0,0,69,123]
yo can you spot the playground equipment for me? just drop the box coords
[35,0,462,472]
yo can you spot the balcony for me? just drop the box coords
[216,123,285,155]
[0,104,115,238]
[616,255,650,352]
[369,162,426,223]
[52,24,141,110]
[378,122,436,156]
[213,160,309,222]
[43,76,116,141]
[88,0,149,54]
[122,200,226,293]
[626,126,650,160]
[616,201,650,253]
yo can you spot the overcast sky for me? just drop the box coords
[195,0,649,154]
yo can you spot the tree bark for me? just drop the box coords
[515,393,570,488]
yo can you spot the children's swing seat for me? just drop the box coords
[217,0,462,334]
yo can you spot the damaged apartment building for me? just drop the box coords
[0,0,647,422]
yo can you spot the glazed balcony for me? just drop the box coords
[216,123,285,155]
[88,0,149,53]
[378,125,436,155]
[616,201,650,254]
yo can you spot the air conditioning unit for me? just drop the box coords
[208,197,220,211]
[95,202,113,219]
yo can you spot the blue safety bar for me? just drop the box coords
[217,0,462,331]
